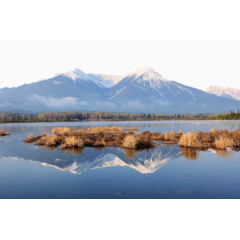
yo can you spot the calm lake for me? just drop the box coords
[1,120,240,199]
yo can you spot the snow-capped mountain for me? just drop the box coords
[0,67,239,113]
[62,68,124,88]
[206,85,240,101]
[109,68,240,113]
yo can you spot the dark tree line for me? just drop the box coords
[213,110,240,120]
[0,111,222,123]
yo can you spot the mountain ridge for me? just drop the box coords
[206,85,240,101]
[0,68,239,114]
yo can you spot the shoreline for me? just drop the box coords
[1,118,240,125]
[1,110,239,123]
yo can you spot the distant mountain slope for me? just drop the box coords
[0,73,109,112]
[109,68,240,113]
[206,85,240,101]
[0,67,239,113]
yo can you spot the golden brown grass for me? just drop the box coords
[23,126,240,152]
[178,129,240,149]
[151,130,182,142]
[37,134,62,146]
[163,131,181,142]
[151,132,164,141]
[86,126,122,133]
[52,127,72,135]
[0,130,10,136]
[178,131,203,148]
[213,136,234,149]
[122,133,155,149]
[123,135,137,149]
[210,128,219,135]
[24,133,41,143]
[61,136,84,149]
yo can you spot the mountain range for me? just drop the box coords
[0,67,239,113]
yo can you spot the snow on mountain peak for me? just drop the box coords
[62,67,167,88]
[130,67,156,77]
[63,68,88,82]
[127,68,168,92]
[63,68,115,88]
[73,68,88,79]
[129,67,167,81]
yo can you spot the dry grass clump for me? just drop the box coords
[178,131,203,148]
[122,133,155,149]
[36,134,48,145]
[210,128,219,135]
[52,127,72,135]
[213,136,234,149]
[196,131,215,148]
[74,129,86,134]
[151,130,182,142]
[231,129,240,146]
[36,134,63,146]
[163,131,181,142]
[123,135,137,149]
[83,139,95,147]
[61,136,84,149]
[0,130,10,136]
[151,132,164,141]
[101,131,126,147]
[178,129,240,150]
[45,135,62,146]
[137,132,156,149]
[24,133,41,143]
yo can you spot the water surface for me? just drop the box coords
[0,120,240,199]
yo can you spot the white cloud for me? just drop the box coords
[31,94,86,108]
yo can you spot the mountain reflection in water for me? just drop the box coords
[22,144,181,174]
[0,138,234,175]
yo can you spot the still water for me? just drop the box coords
[0,120,240,199]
